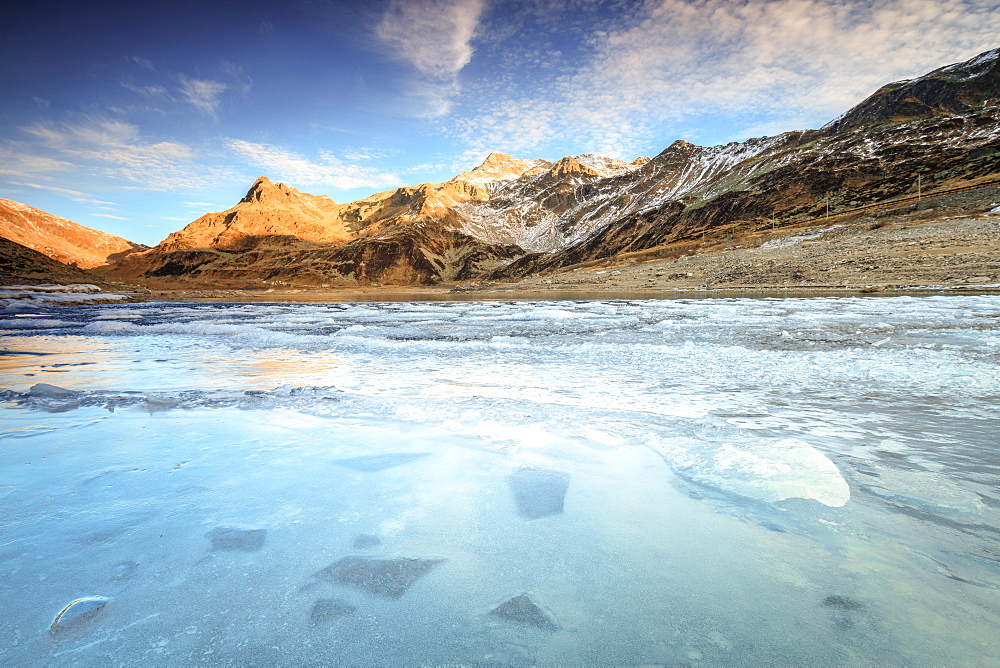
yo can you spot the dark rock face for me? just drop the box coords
[315,557,446,598]
[489,594,559,631]
[507,468,570,520]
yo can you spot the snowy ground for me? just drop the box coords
[1,296,999,665]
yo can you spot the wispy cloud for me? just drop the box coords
[457,0,1000,156]
[17,115,233,191]
[122,82,171,99]
[376,0,486,116]
[227,140,402,191]
[14,181,117,206]
[177,76,228,118]
[0,146,71,175]
[93,213,130,220]
[182,201,219,208]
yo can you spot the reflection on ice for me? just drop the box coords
[507,468,571,519]
[1,295,999,664]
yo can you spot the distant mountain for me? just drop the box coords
[160,176,353,251]
[98,46,1000,288]
[0,198,144,269]
[98,151,648,286]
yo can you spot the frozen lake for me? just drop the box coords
[1,294,999,665]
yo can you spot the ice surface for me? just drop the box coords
[1,295,999,664]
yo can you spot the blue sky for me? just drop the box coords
[2,0,999,246]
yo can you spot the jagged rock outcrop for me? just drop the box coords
[0,198,143,268]
[160,176,353,250]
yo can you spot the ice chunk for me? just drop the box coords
[49,596,111,635]
[309,598,356,624]
[315,556,445,598]
[489,594,559,631]
[507,468,570,519]
[208,527,267,552]
[333,453,428,472]
[28,383,78,398]
[655,437,850,507]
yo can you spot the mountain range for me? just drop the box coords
[3,46,999,288]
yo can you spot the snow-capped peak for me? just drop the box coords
[450,153,552,185]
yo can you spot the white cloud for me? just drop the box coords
[16,115,232,191]
[0,146,71,175]
[177,76,228,118]
[122,82,171,99]
[377,0,484,77]
[93,213,130,220]
[23,116,138,149]
[14,181,116,206]
[376,0,486,116]
[457,0,1000,156]
[227,140,403,191]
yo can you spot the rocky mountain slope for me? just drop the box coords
[97,46,1000,288]
[0,236,113,285]
[0,198,144,269]
[160,176,353,250]
[494,48,1000,278]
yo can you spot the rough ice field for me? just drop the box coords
[1,295,999,665]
